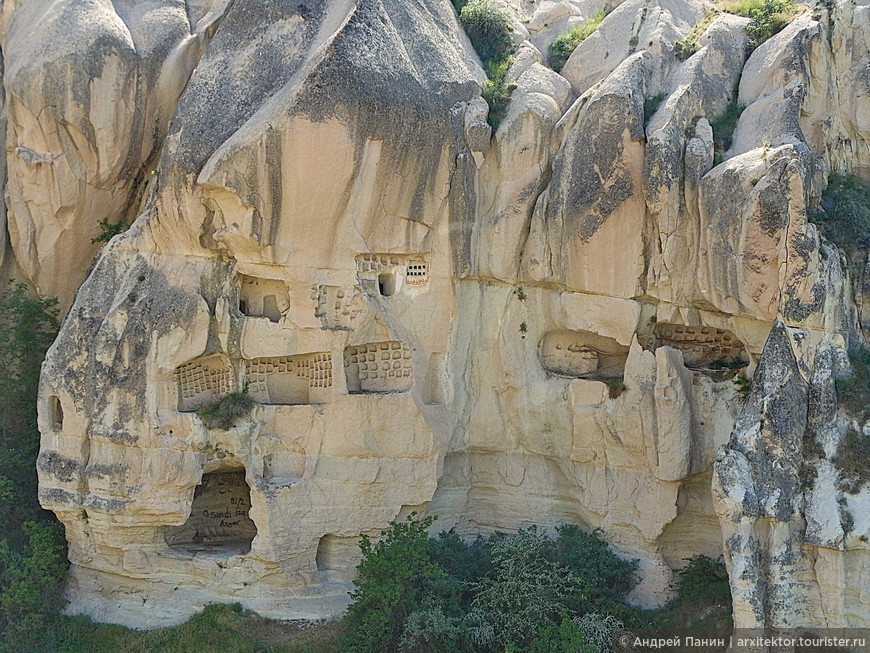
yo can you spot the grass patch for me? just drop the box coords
[548,9,608,72]
[196,391,254,430]
[809,174,870,254]
[710,94,744,156]
[722,0,798,51]
[6,604,346,653]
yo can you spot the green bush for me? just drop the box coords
[810,174,870,254]
[674,556,730,604]
[459,0,514,65]
[643,93,667,129]
[481,55,517,131]
[722,0,797,51]
[343,514,462,652]
[833,428,870,494]
[649,555,732,633]
[548,9,607,72]
[551,525,638,616]
[0,283,66,646]
[710,95,745,156]
[196,391,255,430]
[91,217,130,245]
[0,521,68,647]
[466,529,585,649]
[344,517,648,651]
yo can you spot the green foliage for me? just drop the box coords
[710,95,745,155]
[835,346,870,420]
[722,0,797,51]
[459,0,514,65]
[605,377,626,399]
[91,217,131,245]
[344,517,645,652]
[644,556,732,634]
[467,529,585,649]
[514,286,527,301]
[548,10,607,72]
[527,614,592,653]
[733,374,752,395]
[0,521,68,647]
[457,0,517,130]
[551,525,638,616]
[343,514,459,652]
[674,556,730,604]
[810,174,870,253]
[196,391,255,430]
[643,93,667,129]
[0,283,66,646]
[833,428,870,494]
[481,55,517,130]
[674,35,699,60]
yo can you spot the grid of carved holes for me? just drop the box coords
[345,341,413,393]
[356,254,400,273]
[245,353,332,404]
[176,359,233,411]
[405,259,428,285]
[655,324,745,367]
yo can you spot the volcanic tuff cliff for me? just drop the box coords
[3,0,868,633]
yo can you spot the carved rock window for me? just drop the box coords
[165,470,257,554]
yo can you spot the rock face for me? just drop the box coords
[8,0,867,632]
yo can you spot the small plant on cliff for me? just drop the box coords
[459,0,514,65]
[458,0,517,130]
[722,0,798,51]
[548,9,608,72]
[810,174,870,254]
[643,92,667,129]
[710,94,745,157]
[196,391,254,430]
[834,346,870,421]
[91,217,130,244]
[833,428,870,494]
[481,55,517,131]
[605,377,626,399]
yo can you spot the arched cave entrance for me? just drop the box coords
[165,470,257,554]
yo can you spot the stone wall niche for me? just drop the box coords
[175,355,234,411]
[538,331,629,379]
[316,534,361,582]
[653,323,747,368]
[356,253,429,296]
[344,341,414,393]
[238,275,289,322]
[164,470,257,554]
[245,353,333,405]
[49,396,64,432]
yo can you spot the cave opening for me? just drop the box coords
[165,470,257,554]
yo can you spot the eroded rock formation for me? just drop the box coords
[2,0,866,633]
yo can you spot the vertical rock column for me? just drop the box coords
[713,322,809,630]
